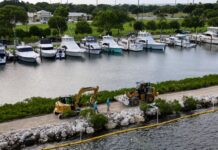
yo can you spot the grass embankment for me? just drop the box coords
[16,19,207,42]
[1,74,218,123]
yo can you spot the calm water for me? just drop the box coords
[1,44,218,104]
[66,111,218,150]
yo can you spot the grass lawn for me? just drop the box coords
[16,19,207,42]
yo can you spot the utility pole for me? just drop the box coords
[137,0,139,21]
[96,0,98,6]
[193,0,194,4]
[175,0,177,5]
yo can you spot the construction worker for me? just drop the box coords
[93,101,99,113]
[106,98,110,112]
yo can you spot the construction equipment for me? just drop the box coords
[54,86,99,118]
[127,82,158,106]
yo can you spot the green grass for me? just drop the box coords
[1,74,218,123]
[16,19,207,42]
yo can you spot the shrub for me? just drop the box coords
[155,98,173,117]
[79,108,96,118]
[170,100,182,114]
[29,26,42,37]
[183,97,198,112]
[133,21,145,31]
[62,109,78,118]
[145,20,157,30]
[75,21,92,34]
[139,101,149,112]
[90,114,108,130]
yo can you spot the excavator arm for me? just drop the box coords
[74,86,99,108]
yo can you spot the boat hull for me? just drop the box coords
[41,50,57,58]
[0,56,6,64]
[85,49,102,55]
[66,50,84,57]
[17,56,38,63]
[103,47,122,53]
[143,44,166,51]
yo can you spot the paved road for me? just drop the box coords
[1,86,218,134]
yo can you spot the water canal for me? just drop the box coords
[1,44,218,104]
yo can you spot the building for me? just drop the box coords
[28,10,52,24]
[68,12,92,22]
[36,10,52,23]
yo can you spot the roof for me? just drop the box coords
[37,10,51,14]
[68,12,87,17]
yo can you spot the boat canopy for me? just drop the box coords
[40,38,51,44]
[208,27,218,33]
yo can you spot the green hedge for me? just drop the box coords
[1,74,218,123]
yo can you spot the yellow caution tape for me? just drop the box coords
[42,109,217,150]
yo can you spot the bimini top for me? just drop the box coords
[84,36,97,43]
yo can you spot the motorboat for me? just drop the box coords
[118,37,143,52]
[100,35,122,53]
[0,44,6,64]
[165,34,196,48]
[39,38,57,58]
[191,27,218,44]
[61,35,85,57]
[56,48,66,59]
[80,36,102,54]
[136,31,166,51]
[16,45,39,63]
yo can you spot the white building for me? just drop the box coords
[36,10,52,23]
[68,12,92,22]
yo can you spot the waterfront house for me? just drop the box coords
[28,10,52,23]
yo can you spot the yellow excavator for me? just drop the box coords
[127,82,158,106]
[54,86,99,118]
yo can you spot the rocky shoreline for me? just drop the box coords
[0,95,218,150]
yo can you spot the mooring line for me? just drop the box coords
[42,109,217,150]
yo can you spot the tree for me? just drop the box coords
[42,28,51,37]
[75,21,92,34]
[208,17,218,26]
[169,20,180,29]
[145,20,157,30]
[168,7,179,17]
[29,26,42,37]
[48,16,68,35]
[53,6,69,20]
[0,5,27,38]
[133,21,145,31]
[16,29,28,39]
[93,9,116,33]
[182,16,204,32]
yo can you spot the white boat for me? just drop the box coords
[39,39,57,58]
[118,38,143,52]
[165,34,196,48]
[100,35,122,53]
[16,45,39,63]
[136,31,166,51]
[80,36,102,55]
[192,27,218,44]
[56,48,66,59]
[61,35,85,57]
[0,44,6,64]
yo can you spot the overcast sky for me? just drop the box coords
[3,0,217,5]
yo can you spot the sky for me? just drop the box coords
[3,0,217,5]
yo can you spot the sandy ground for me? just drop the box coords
[1,86,218,134]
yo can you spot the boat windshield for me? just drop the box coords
[0,53,5,58]
[62,38,73,42]
[40,39,51,44]
[41,47,53,50]
[18,47,33,52]
[86,36,97,43]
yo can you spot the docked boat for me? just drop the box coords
[165,34,196,48]
[136,31,166,51]
[39,39,57,58]
[191,27,218,44]
[16,45,39,63]
[61,35,85,57]
[80,36,102,54]
[118,38,143,52]
[0,44,6,64]
[100,35,122,53]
